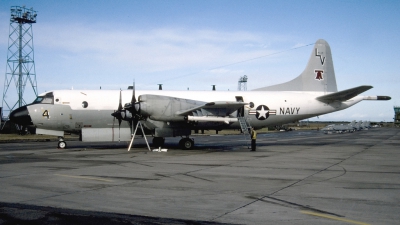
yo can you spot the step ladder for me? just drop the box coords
[128,121,151,152]
[238,116,252,148]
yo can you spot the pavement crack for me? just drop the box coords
[262,196,343,217]
[182,173,213,182]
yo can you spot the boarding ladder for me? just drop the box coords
[238,116,252,148]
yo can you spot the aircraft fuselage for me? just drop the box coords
[23,89,362,141]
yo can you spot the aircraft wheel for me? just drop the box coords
[180,138,194,150]
[58,141,67,149]
[152,137,165,148]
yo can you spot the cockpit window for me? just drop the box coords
[32,92,54,104]
[32,97,44,104]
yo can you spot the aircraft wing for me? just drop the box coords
[137,94,247,121]
[176,101,247,116]
[316,85,373,103]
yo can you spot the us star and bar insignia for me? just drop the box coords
[249,105,276,120]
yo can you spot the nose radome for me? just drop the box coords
[9,106,33,126]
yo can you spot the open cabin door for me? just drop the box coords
[235,96,244,117]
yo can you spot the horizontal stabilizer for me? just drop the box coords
[316,85,373,102]
[377,96,391,100]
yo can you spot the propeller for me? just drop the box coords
[111,82,151,151]
[110,83,148,149]
[110,83,142,136]
[124,82,151,151]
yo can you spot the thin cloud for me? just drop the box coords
[34,23,293,73]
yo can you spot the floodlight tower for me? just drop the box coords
[2,6,38,120]
[237,75,248,91]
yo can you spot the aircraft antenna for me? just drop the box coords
[238,75,248,91]
[1,6,38,124]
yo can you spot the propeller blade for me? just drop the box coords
[131,81,136,104]
[109,90,124,141]
[118,91,122,141]
[118,90,123,111]
[112,110,116,126]
[112,110,116,142]
[125,81,139,115]
[118,116,122,127]
[118,121,121,142]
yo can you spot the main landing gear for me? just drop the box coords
[58,136,67,149]
[179,137,194,150]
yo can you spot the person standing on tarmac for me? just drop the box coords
[251,127,257,151]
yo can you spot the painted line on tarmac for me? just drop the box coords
[301,210,370,225]
[55,174,113,182]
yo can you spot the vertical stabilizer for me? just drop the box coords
[254,39,337,92]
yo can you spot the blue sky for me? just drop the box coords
[1,0,399,122]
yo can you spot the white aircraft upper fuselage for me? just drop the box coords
[9,39,390,149]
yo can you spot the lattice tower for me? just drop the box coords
[237,75,248,91]
[2,6,38,120]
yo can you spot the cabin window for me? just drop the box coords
[249,102,254,108]
[82,101,88,108]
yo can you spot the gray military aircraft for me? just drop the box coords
[321,120,356,134]
[355,120,363,131]
[9,39,391,149]
[354,120,371,130]
[361,121,371,130]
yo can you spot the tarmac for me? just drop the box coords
[0,128,399,224]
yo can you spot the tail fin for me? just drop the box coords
[254,39,337,92]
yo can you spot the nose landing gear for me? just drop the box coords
[58,136,67,149]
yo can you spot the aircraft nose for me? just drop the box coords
[9,106,33,126]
